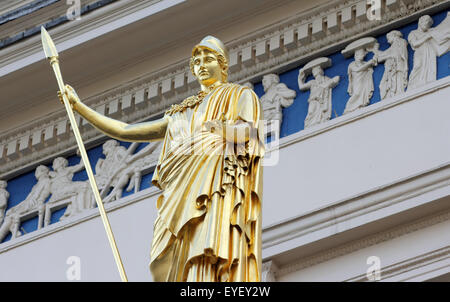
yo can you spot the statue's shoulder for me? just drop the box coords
[274,82,290,90]
[226,82,258,97]
[218,82,246,92]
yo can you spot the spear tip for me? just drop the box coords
[41,26,58,60]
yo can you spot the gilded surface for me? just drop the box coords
[60,36,264,282]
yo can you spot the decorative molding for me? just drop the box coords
[1,0,449,179]
[261,260,279,282]
[345,245,450,281]
[262,157,450,271]
[275,205,450,279]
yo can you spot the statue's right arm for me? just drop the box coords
[298,69,311,91]
[62,85,168,143]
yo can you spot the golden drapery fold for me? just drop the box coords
[150,83,264,282]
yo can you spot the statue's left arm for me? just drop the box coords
[205,88,260,144]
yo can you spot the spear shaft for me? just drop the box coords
[41,27,128,282]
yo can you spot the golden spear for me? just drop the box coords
[40,27,128,282]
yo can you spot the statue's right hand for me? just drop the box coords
[57,84,80,108]
[299,68,305,78]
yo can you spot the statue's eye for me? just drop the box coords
[194,59,200,65]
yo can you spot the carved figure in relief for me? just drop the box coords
[101,141,162,203]
[0,180,9,225]
[0,166,51,242]
[48,157,92,220]
[298,57,340,128]
[408,14,450,90]
[342,37,378,114]
[260,73,296,133]
[373,30,408,99]
[95,139,129,196]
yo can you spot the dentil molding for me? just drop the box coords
[1,0,449,179]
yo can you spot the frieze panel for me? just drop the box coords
[0,140,161,243]
[1,0,449,178]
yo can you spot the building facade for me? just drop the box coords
[0,0,449,281]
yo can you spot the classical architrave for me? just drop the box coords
[1,0,449,178]
[275,206,450,280]
[261,260,279,282]
[262,159,450,255]
[344,245,450,281]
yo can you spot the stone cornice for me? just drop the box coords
[274,190,450,279]
[0,0,179,76]
[262,160,450,258]
[344,245,450,281]
[1,0,449,179]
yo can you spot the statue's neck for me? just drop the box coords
[201,81,224,94]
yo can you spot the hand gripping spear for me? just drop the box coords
[41,27,128,282]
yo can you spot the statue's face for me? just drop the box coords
[35,167,49,179]
[53,158,67,171]
[387,33,393,44]
[262,76,273,92]
[419,17,431,31]
[355,49,366,61]
[192,48,223,86]
[103,145,112,155]
[312,66,323,77]
[262,75,278,92]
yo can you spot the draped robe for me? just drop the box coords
[408,29,437,90]
[150,83,264,282]
[378,38,408,99]
[408,17,450,91]
[303,76,335,128]
[344,60,374,114]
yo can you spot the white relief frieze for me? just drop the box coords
[0,166,50,242]
[298,57,340,128]
[373,30,409,100]
[0,180,9,226]
[407,13,450,90]
[48,157,93,221]
[342,37,378,114]
[97,140,162,203]
[1,3,448,178]
[260,74,296,134]
[0,139,162,243]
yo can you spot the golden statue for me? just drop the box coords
[59,36,264,282]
